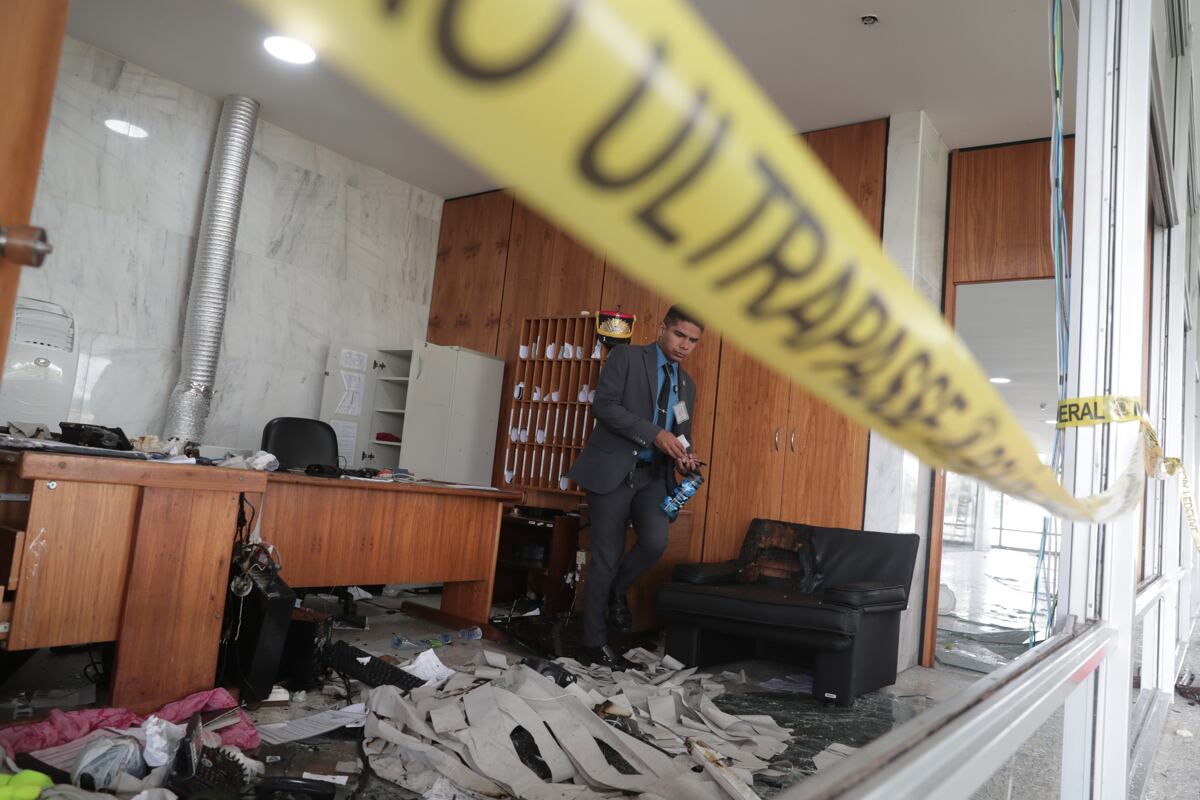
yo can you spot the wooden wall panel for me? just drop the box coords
[946,139,1075,284]
[802,119,888,234]
[492,200,607,491]
[427,191,513,353]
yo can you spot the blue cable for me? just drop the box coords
[1030,0,1070,646]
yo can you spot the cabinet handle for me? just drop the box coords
[789,430,796,453]
[773,428,780,451]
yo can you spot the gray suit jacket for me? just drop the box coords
[568,342,697,495]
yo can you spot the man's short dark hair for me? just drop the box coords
[664,305,704,331]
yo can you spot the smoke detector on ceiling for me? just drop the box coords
[861,14,879,26]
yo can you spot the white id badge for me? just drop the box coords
[673,400,690,424]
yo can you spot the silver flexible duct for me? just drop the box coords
[165,95,259,442]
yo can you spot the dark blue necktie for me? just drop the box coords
[655,363,672,430]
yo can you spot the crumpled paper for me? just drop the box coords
[218,450,279,471]
[141,716,186,769]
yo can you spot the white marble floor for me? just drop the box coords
[939,545,1054,632]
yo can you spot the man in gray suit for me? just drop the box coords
[568,306,704,669]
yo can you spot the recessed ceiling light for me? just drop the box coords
[1044,419,1057,425]
[861,14,879,25]
[104,119,148,138]
[989,377,1012,384]
[264,35,316,65]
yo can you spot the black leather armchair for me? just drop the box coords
[656,519,920,706]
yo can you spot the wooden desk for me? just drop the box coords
[259,473,522,630]
[0,449,266,712]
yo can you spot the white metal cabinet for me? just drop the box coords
[440,347,504,485]
[319,342,502,484]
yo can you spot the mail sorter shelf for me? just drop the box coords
[501,315,609,495]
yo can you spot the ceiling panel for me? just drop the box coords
[67,0,1079,199]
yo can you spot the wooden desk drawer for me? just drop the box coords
[8,480,138,650]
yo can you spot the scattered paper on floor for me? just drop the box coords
[811,742,859,771]
[361,648,791,800]
[257,703,368,745]
[405,649,458,686]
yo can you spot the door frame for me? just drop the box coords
[920,137,1075,666]
[0,0,68,375]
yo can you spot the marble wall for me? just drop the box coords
[866,111,949,670]
[20,37,442,449]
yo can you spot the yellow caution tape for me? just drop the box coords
[237,0,1184,530]
[1056,396,1144,428]
[1053,396,1200,549]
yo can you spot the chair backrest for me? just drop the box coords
[737,519,920,597]
[807,526,920,596]
[261,417,339,470]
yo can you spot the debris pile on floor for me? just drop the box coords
[362,647,792,799]
[0,641,793,800]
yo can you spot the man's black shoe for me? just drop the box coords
[608,594,633,632]
[580,644,633,671]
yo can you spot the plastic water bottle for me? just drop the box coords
[661,471,704,521]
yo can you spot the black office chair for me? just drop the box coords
[261,417,339,471]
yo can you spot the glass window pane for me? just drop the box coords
[1131,600,1161,740]
[970,706,1065,799]
[944,472,978,546]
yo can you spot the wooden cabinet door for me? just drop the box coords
[427,191,513,353]
[772,119,883,529]
[802,119,888,234]
[701,344,790,562]
[0,0,67,378]
[779,388,868,528]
